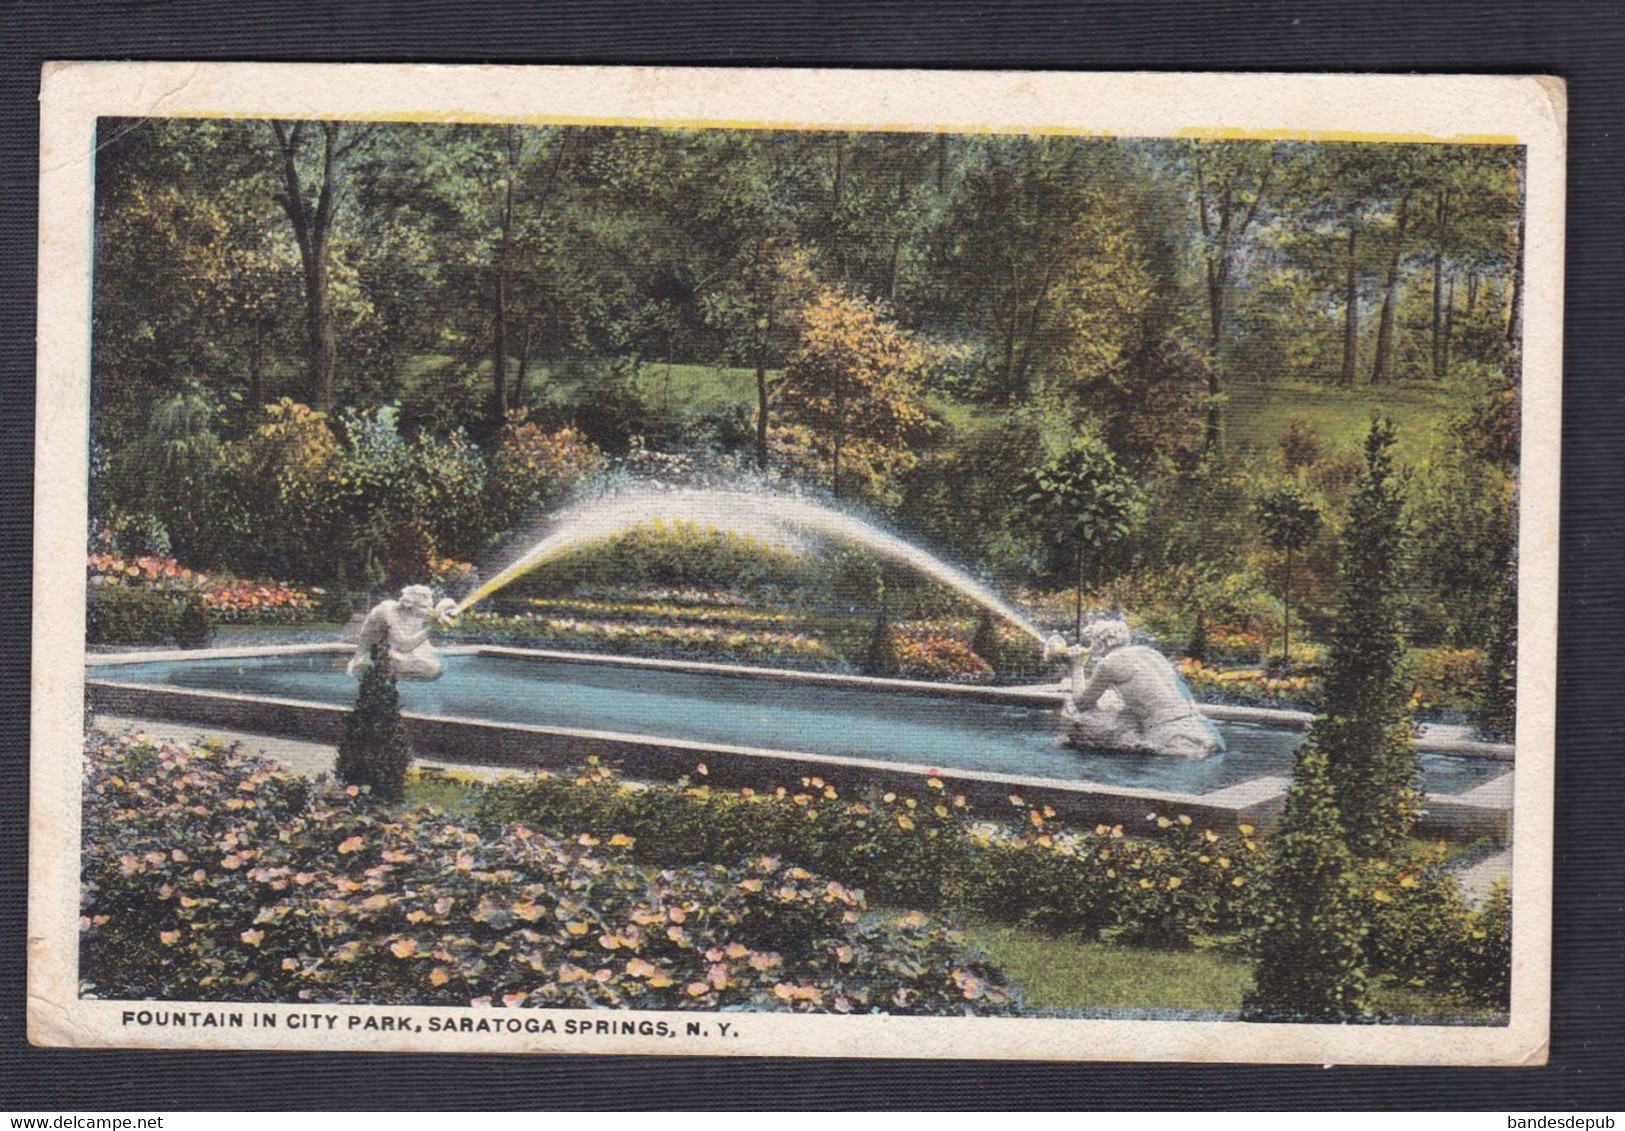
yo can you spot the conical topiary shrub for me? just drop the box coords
[336,642,412,803]
[971,610,1003,674]
[173,591,213,650]
[863,606,900,677]
[1244,740,1370,1021]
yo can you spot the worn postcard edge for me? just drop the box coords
[29,63,1565,1065]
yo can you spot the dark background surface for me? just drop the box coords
[2,0,1620,1111]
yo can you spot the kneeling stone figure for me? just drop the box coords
[347,584,460,681]
[1048,619,1225,760]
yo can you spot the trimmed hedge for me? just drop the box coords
[475,762,1267,948]
[87,585,185,645]
[475,759,1512,1012]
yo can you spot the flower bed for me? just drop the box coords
[892,630,994,683]
[450,610,836,666]
[475,759,1510,1009]
[1178,658,1319,710]
[81,731,1019,1015]
[87,553,319,629]
[476,762,1267,948]
[1405,647,1486,714]
[525,597,799,628]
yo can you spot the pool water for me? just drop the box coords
[93,652,1508,797]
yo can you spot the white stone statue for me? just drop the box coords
[1050,619,1225,760]
[347,584,460,681]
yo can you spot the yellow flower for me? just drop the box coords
[1167,876,1182,890]
[609,834,635,847]
[337,836,364,854]
[240,929,265,947]
[429,967,450,986]
[159,930,181,946]
[896,814,915,831]
[565,921,589,936]
[389,937,417,958]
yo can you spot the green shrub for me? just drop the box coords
[86,585,183,645]
[336,644,412,803]
[174,591,213,649]
[1318,420,1420,859]
[862,607,900,676]
[476,766,1267,945]
[1405,647,1486,714]
[1244,742,1370,1021]
[1458,880,1512,1011]
[1361,853,1511,1013]
[79,731,1019,1015]
[528,519,805,595]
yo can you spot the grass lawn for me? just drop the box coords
[1225,380,1460,465]
[400,353,763,417]
[964,919,1501,1020]
[963,920,1254,1012]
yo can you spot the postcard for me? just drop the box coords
[31,63,1563,1064]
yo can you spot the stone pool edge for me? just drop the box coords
[84,662,1510,840]
[85,643,1515,761]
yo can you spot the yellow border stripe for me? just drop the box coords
[155,108,1519,145]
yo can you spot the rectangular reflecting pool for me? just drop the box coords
[91,651,1509,798]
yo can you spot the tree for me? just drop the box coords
[1316,419,1418,858]
[776,286,930,500]
[1022,437,1144,636]
[268,120,373,410]
[1188,141,1278,450]
[928,136,1122,405]
[1254,484,1322,664]
[1244,740,1370,1020]
[336,643,413,803]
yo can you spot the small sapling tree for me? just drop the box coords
[1023,436,1144,637]
[1254,483,1322,666]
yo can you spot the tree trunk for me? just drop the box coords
[512,326,533,409]
[1282,544,1292,664]
[755,359,770,470]
[885,168,906,302]
[1507,181,1526,356]
[271,121,343,411]
[1340,227,1360,387]
[1431,189,1450,379]
[491,128,519,424]
[1371,193,1408,386]
[1000,291,1020,406]
[247,337,264,413]
[1443,273,1456,376]
[1075,545,1086,640]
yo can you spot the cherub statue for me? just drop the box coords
[1049,619,1225,760]
[347,584,460,681]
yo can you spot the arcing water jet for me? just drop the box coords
[455,486,1046,642]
